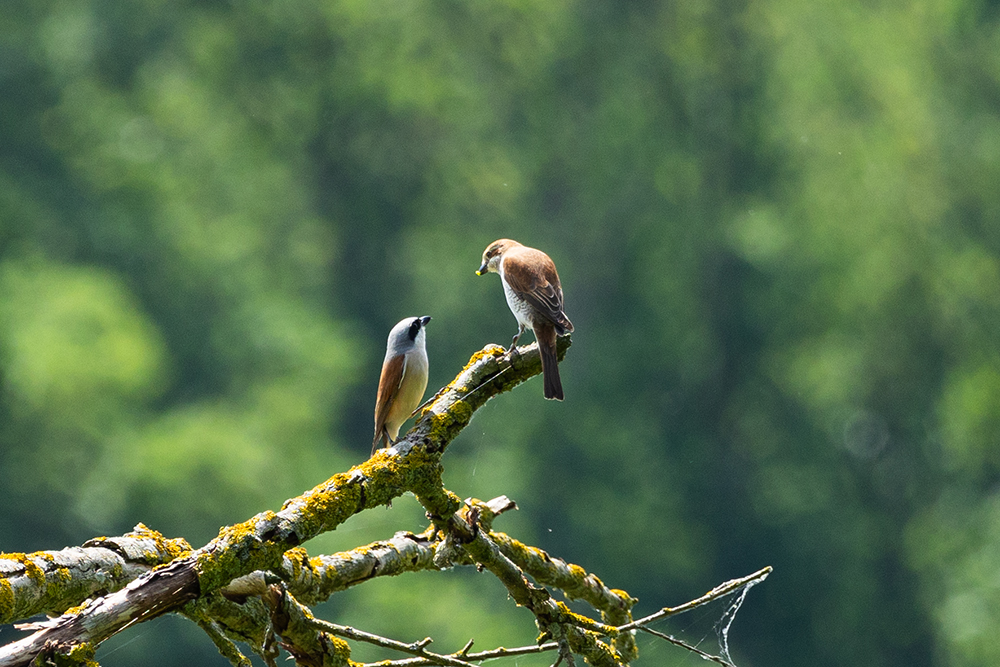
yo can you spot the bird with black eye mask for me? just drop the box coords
[372,316,431,454]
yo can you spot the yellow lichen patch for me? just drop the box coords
[465,345,506,369]
[324,634,353,664]
[129,522,158,538]
[427,411,456,440]
[165,539,193,559]
[400,446,439,478]
[65,642,99,667]
[63,598,93,616]
[285,547,309,579]
[118,523,193,562]
[449,400,473,426]
[257,510,279,525]
[425,400,474,444]
[11,554,45,585]
[567,630,621,667]
[0,579,14,623]
[52,566,73,584]
[496,534,530,559]
[196,512,286,592]
[554,602,618,637]
[260,469,369,546]
[609,588,638,608]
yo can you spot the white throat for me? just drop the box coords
[499,259,535,328]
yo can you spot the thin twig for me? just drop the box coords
[603,567,771,667]
[308,618,478,667]
[617,566,772,632]
[637,626,735,667]
[359,641,560,667]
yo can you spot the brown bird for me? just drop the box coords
[477,239,573,400]
[372,316,431,454]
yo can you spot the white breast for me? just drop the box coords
[384,346,429,440]
[499,261,536,328]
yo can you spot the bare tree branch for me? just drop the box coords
[487,529,636,613]
[0,338,772,667]
[486,527,638,661]
[635,625,735,667]
[223,497,522,608]
[425,505,623,667]
[356,641,560,667]
[260,584,352,667]
[308,616,478,667]
[0,524,191,624]
[0,341,567,667]
[188,611,254,667]
[189,597,272,662]
[617,566,772,632]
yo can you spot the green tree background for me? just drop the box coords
[2,1,999,665]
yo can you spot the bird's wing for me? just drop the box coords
[372,353,407,449]
[502,249,572,332]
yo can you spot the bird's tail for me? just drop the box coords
[371,428,386,455]
[537,326,564,400]
[554,312,574,336]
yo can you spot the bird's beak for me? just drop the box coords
[420,315,432,326]
[476,263,488,276]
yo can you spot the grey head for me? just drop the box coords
[385,315,431,358]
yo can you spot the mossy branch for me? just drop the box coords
[487,529,638,662]
[0,524,192,625]
[0,337,770,667]
[418,498,624,667]
[0,341,567,667]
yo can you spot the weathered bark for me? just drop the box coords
[0,340,570,667]
[0,524,191,625]
[0,336,768,667]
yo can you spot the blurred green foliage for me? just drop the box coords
[2,1,999,665]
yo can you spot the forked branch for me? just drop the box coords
[0,341,567,667]
[0,338,771,667]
